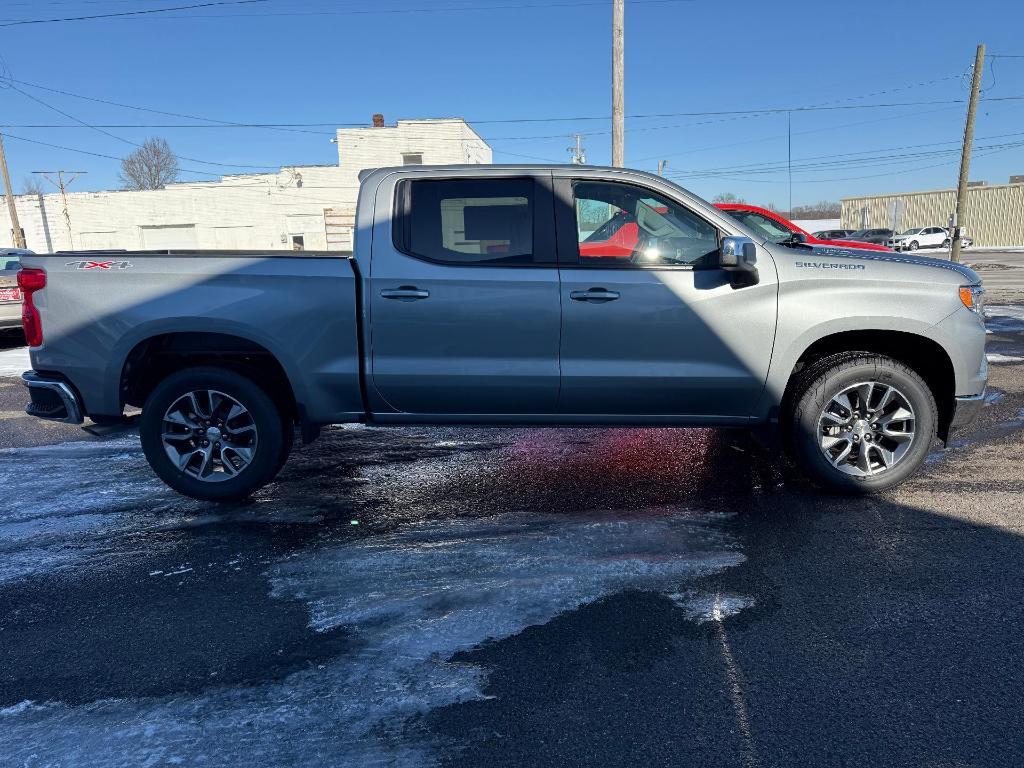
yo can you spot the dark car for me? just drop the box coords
[813,229,855,240]
[846,228,894,245]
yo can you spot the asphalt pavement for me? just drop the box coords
[2,280,1024,766]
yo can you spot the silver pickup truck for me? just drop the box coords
[19,165,987,501]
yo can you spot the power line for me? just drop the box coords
[0,0,694,26]
[4,80,280,170]
[4,73,1023,139]
[0,0,269,27]
[0,75,329,136]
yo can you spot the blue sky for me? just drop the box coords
[1,0,1022,209]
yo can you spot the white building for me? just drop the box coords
[2,116,491,253]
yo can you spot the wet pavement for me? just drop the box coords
[2,309,1024,767]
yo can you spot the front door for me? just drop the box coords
[556,176,778,418]
[368,174,561,415]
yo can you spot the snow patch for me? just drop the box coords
[987,353,1024,364]
[0,346,30,378]
[669,591,755,623]
[0,506,746,767]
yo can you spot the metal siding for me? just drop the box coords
[842,184,1024,247]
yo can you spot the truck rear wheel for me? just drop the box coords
[140,366,288,502]
[786,354,937,494]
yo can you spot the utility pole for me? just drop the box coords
[0,134,27,249]
[951,43,985,263]
[34,171,85,250]
[657,160,668,176]
[612,0,624,167]
[568,134,587,165]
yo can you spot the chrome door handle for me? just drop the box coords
[570,288,620,303]
[380,286,430,301]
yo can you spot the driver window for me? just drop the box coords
[573,181,719,268]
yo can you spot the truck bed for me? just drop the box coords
[21,250,365,424]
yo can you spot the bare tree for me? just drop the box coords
[788,200,841,219]
[119,137,179,190]
[712,192,746,204]
[21,176,45,196]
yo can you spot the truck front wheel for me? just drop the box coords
[787,354,937,493]
[140,366,288,502]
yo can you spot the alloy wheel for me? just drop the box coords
[817,381,916,477]
[161,389,259,482]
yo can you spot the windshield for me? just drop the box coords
[725,210,794,244]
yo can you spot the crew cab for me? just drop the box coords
[19,165,987,501]
[713,204,892,252]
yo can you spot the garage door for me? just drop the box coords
[79,231,121,250]
[140,224,198,250]
[211,226,255,250]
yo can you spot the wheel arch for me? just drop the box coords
[778,329,956,440]
[116,326,303,425]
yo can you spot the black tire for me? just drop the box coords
[140,366,287,502]
[942,238,951,248]
[786,353,937,494]
[908,240,919,251]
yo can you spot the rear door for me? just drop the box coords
[555,174,778,418]
[367,172,561,415]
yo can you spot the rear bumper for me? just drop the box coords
[22,371,84,424]
[948,391,985,437]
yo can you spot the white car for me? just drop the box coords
[887,227,949,251]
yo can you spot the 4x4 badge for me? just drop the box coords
[65,260,133,270]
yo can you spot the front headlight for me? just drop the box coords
[959,284,985,315]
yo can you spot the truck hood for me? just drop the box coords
[804,243,981,284]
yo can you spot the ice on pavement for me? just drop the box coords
[0,346,31,378]
[0,437,196,584]
[987,353,1024,364]
[986,304,1024,334]
[669,591,755,623]
[0,435,748,767]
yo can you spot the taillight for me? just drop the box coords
[17,268,46,347]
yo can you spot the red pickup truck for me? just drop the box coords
[713,204,892,252]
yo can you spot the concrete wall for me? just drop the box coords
[792,218,841,233]
[2,118,492,253]
[841,183,1024,247]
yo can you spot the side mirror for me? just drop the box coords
[720,236,758,272]
[789,231,808,245]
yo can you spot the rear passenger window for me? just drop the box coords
[400,179,536,265]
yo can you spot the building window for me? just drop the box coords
[291,235,305,251]
[402,153,423,166]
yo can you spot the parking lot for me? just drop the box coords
[2,252,1024,767]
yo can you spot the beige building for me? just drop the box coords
[2,116,491,253]
[841,180,1024,247]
